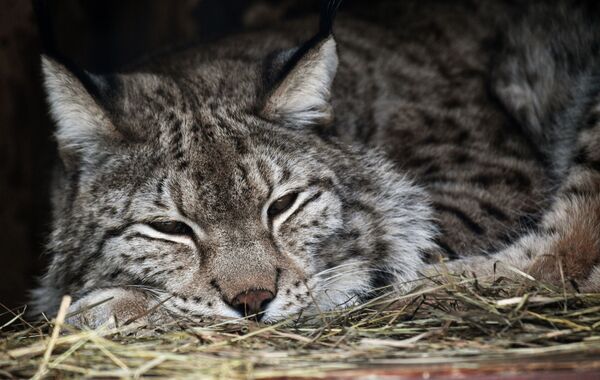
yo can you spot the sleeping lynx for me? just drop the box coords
[34,0,600,327]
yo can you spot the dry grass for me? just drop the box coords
[2,271,600,379]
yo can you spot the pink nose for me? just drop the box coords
[231,289,274,318]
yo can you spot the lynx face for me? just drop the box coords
[69,123,358,322]
[34,17,437,323]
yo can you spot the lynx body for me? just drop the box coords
[34,1,600,326]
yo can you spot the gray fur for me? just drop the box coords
[34,0,600,325]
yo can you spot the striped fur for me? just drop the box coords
[34,0,600,326]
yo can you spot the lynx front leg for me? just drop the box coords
[67,288,175,329]
[434,107,600,292]
[528,110,600,291]
[429,199,600,292]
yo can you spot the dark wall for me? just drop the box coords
[0,0,320,320]
[0,0,50,319]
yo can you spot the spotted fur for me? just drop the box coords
[33,0,600,326]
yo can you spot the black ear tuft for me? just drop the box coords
[269,0,343,86]
[260,0,343,127]
[318,0,344,38]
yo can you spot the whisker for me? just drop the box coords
[319,269,375,284]
[123,284,168,297]
[313,261,370,277]
[318,267,400,283]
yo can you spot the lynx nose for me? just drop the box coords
[231,289,274,319]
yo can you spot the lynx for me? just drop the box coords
[33,0,600,327]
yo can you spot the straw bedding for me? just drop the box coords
[2,270,600,379]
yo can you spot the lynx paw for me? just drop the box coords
[421,204,600,293]
[66,288,172,329]
[527,195,600,292]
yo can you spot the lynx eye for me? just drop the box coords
[268,193,299,218]
[147,221,194,237]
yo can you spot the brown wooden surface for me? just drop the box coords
[302,368,600,380]
[268,357,600,379]
[0,0,51,316]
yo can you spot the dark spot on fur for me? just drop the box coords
[479,201,510,222]
[371,271,395,292]
[470,173,494,188]
[404,156,434,169]
[452,152,470,164]
[109,270,122,279]
[178,161,190,170]
[421,135,440,145]
[433,238,459,260]
[423,164,441,176]
[584,112,599,130]
[442,98,462,109]
[573,148,587,165]
[433,202,485,235]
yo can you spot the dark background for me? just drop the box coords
[0,0,325,321]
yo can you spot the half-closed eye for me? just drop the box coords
[267,192,299,218]
[147,220,195,238]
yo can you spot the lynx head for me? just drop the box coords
[37,2,436,322]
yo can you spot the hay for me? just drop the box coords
[2,272,600,379]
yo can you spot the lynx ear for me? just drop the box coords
[262,37,338,127]
[261,0,342,127]
[41,56,121,168]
